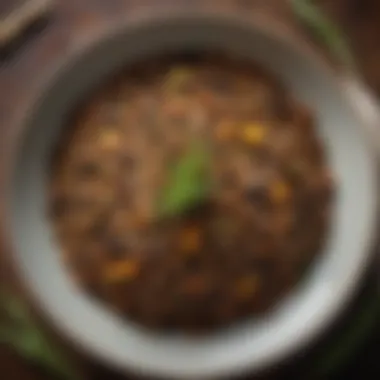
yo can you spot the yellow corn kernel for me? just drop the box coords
[215,121,235,141]
[180,227,202,253]
[270,180,291,204]
[104,260,140,283]
[240,123,266,145]
[100,130,121,150]
[234,275,260,299]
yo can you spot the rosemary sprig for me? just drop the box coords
[0,290,79,380]
[291,0,356,71]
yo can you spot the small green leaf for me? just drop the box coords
[291,0,356,71]
[158,141,210,218]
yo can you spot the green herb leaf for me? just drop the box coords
[158,141,210,218]
[291,0,356,71]
[0,290,80,380]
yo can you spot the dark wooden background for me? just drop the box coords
[1,0,380,378]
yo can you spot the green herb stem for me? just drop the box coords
[291,0,356,71]
[0,291,79,380]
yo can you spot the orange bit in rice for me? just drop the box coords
[234,275,260,299]
[270,180,291,204]
[179,227,202,253]
[104,259,140,283]
[99,130,121,150]
[240,123,266,145]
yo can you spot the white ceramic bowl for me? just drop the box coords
[3,10,380,380]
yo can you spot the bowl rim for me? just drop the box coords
[2,8,380,380]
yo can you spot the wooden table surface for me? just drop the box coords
[1,0,380,379]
